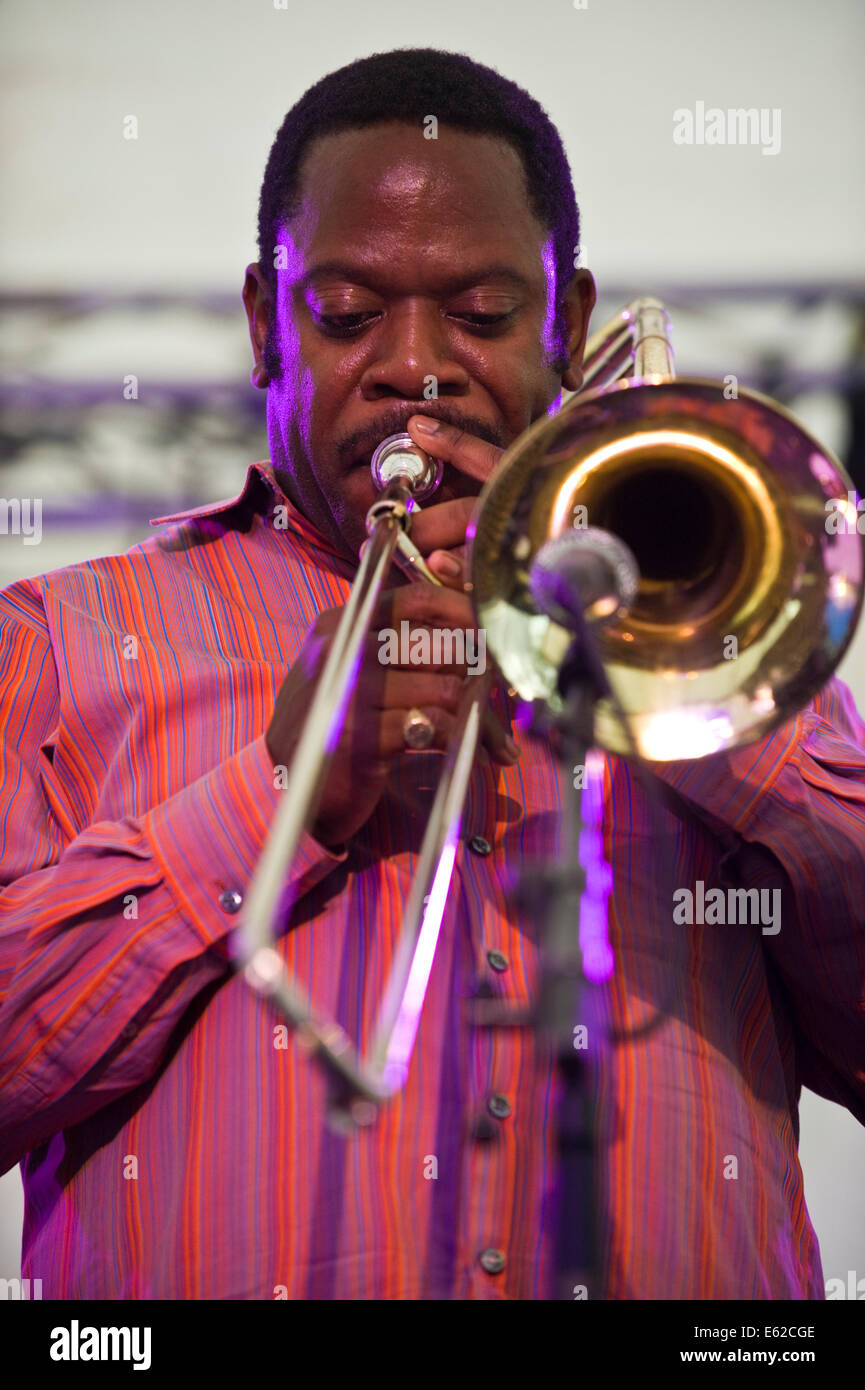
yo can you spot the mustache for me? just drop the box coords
[336,406,508,469]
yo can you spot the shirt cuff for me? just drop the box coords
[143,732,346,947]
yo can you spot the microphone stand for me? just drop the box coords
[516,545,624,1301]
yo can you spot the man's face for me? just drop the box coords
[243,120,595,561]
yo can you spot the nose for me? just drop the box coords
[359,302,470,402]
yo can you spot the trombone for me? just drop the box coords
[235,297,864,1124]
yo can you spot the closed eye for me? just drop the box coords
[450,311,515,329]
[312,308,516,337]
[313,312,380,335]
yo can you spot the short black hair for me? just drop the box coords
[256,47,581,376]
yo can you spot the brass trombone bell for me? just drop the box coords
[470,361,864,761]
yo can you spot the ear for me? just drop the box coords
[242,263,272,390]
[559,269,597,394]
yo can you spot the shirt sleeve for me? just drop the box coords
[0,578,346,1174]
[654,675,865,1124]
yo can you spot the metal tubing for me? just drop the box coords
[369,668,495,1091]
[238,509,401,985]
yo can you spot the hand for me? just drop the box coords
[404,415,504,587]
[266,580,518,849]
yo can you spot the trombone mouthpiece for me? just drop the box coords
[370,432,443,501]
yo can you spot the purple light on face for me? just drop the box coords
[540,235,558,370]
[269,223,317,447]
[578,749,614,982]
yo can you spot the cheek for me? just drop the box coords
[274,329,324,449]
[488,353,557,430]
[301,344,370,445]
[485,321,558,401]
[509,332,566,416]
[278,369,316,454]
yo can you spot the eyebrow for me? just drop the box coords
[295,260,536,295]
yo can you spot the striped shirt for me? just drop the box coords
[1,460,863,1300]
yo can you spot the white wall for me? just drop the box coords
[1,0,863,288]
[1,0,863,1297]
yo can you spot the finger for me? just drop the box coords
[379,705,459,758]
[367,618,488,681]
[378,671,468,714]
[375,679,518,766]
[348,676,514,765]
[366,631,475,681]
[481,706,520,766]
[405,495,476,556]
[425,548,466,590]
[407,416,504,483]
[378,703,517,766]
[380,582,477,630]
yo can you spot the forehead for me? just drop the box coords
[285,122,548,274]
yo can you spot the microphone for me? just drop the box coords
[528,527,639,632]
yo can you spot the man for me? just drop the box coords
[1,48,863,1301]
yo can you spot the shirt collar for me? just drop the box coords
[149,460,353,567]
[149,461,278,526]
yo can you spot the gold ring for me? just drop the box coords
[403,707,435,750]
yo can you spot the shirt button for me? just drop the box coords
[486,949,509,973]
[218,889,244,914]
[488,1093,511,1120]
[479,1248,506,1275]
[468,835,492,857]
